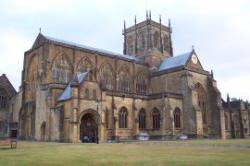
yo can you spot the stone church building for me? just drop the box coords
[223,95,250,139]
[0,74,17,137]
[13,14,249,142]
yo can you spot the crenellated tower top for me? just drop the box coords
[123,11,173,59]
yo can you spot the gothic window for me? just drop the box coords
[174,107,181,128]
[127,36,133,55]
[135,74,147,95]
[195,83,207,125]
[163,35,169,51]
[139,108,146,129]
[40,122,46,141]
[52,55,71,83]
[0,89,7,109]
[99,63,114,90]
[0,122,3,132]
[225,113,229,130]
[85,88,89,99]
[105,108,109,128]
[138,32,145,49]
[153,31,160,50]
[119,107,128,128]
[233,114,240,130]
[77,58,93,81]
[117,65,131,93]
[152,108,160,129]
[92,89,96,99]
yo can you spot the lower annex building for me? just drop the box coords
[2,13,249,142]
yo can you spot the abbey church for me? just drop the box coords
[1,13,249,142]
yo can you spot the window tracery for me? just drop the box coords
[99,63,114,90]
[52,55,71,83]
[138,32,145,49]
[195,83,207,125]
[117,66,131,93]
[135,74,147,95]
[0,89,7,109]
[153,31,160,50]
[77,58,93,81]
[174,107,181,128]
[163,35,169,51]
[152,108,160,129]
[139,108,146,129]
[127,36,133,55]
[119,107,128,128]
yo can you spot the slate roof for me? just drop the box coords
[58,82,71,102]
[35,33,139,62]
[0,74,17,98]
[158,51,192,71]
[58,72,88,102]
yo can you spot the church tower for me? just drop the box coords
[123,11,173,67]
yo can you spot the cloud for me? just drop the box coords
[1,0,74,15]
[218,75,250,100]
[0,28,32,90]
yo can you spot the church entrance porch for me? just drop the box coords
[80,113,98,143]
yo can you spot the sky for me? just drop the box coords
[0,0,250,100]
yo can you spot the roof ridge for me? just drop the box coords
[42,34,139,61]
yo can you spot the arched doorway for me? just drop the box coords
[40,122,46,141]
[80,113,97,143]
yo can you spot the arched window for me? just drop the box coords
[135,74,147,95]
[105,108,109,128]
[127,36,133,55]
[40,122,46,141]
[85,88,89,99]
[99,63,114,90]
[163,35,169,51]
[52,55,71,83]
[233,114,240,130]
[77,58,93,81]
[174,107,181,128]
[152,108,160,129]
[138,32,145,49]
[139,109,146,129]
[195,83,207,125]
[225,113,229,130]
[119,107,128,128]
[117,65,131,93]
[153,32,160,49]
[92,89,96,99]
[0,89,7,109]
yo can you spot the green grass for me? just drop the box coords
[0,139,250,166]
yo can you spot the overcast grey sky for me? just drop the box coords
[0,0,250,100]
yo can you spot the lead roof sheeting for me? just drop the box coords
[158,52,191,71]
[43,34,139,61]
[58,72,88,101]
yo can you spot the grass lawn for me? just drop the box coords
[0,139,250,166]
